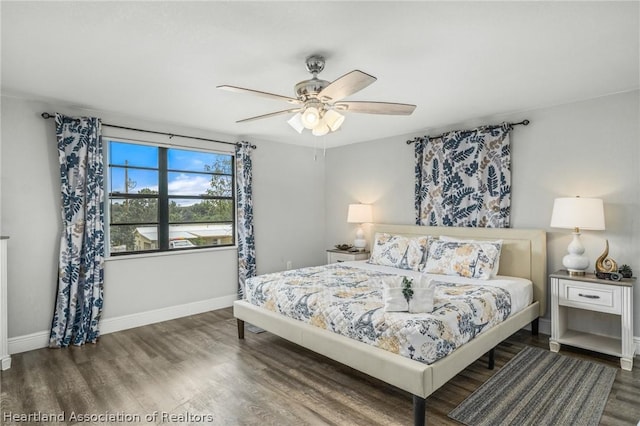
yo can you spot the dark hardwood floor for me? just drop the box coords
[1,308,638,425]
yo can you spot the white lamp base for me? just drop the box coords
[353,226,367,251]
[562,231,589,276]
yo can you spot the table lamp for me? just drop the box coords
[550,197,605,276]
[347,204,373,251]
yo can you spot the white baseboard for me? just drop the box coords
[521,317,551,336]
[7,330,49,355]
[8,301,640,362]
[8,294,238,355]
[99,294,238,335]
[539,317,551,336]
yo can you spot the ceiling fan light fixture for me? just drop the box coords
[312,122,330,136]
[323,109,345,132]
[220,56,416,135]
[301,106,320,129]
[287,113,304,133]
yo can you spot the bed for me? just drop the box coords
[233,224,547,425]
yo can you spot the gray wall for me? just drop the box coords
[324,90,640,333]
[0,95,325,338]
[2,90,638,342]
[252,140,326,274]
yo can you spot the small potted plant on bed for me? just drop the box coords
[402,277,414,303]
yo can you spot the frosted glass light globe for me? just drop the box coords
[301,107,320,129]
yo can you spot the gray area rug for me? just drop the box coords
[449,346,617,426]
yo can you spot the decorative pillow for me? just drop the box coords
[423,239,502,280]
[368,233,431,271]
[439,236,503,277]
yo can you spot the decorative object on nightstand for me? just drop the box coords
[347,203,373,251]
[550,197,605,276]
[594,240,622,281]
[595,240,618,273]
[326,248,369,264]
[334,244,353,251]
[549,270,635,370]
[618,264,633,279]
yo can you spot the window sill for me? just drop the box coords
[105,245,238,262]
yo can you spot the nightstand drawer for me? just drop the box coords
[326,250,369,264]
[330,252,357,263]
[558,279,621,314]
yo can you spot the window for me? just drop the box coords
[107,140,235,255]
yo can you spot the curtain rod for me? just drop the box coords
[40,112,257,149]
[405,119,530,145]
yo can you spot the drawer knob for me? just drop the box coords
[578,293,600,299]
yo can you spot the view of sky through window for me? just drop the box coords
[109,141,232,206]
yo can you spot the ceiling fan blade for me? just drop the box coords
[236,108,302,123]
[335,101,416,115]
[318,70,377,102]
[217,85,301,105]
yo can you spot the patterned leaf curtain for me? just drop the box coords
[50,114,105,347]
[235,141,256,298]
[415,123,512,228]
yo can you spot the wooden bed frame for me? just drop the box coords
[233,224,547,425]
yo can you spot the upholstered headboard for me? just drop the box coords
[370,224,547,316]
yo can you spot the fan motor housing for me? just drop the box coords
[295,78,330,100]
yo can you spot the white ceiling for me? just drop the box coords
[2,1,638,148]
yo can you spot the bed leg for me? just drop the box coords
[413,395,426,426]
[237,319,245,340]
[487,348,495,370]
[531,318,539,336]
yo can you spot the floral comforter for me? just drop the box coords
[245,264,511,364]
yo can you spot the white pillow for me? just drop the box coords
[423,239,502,280]
[368,233,432,271]
[438,236,503,277]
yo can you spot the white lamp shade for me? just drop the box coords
[347,204,373,223]
[323,109,345,132]
[311,119,330,136]
[301,107,320,129]
[550,197,605,230]
[287,113,304,133]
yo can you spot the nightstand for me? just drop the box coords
[549,270,635,370]
[326,249,369,264]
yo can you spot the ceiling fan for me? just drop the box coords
[217,55,416,136]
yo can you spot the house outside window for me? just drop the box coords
[107,139,235,255]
